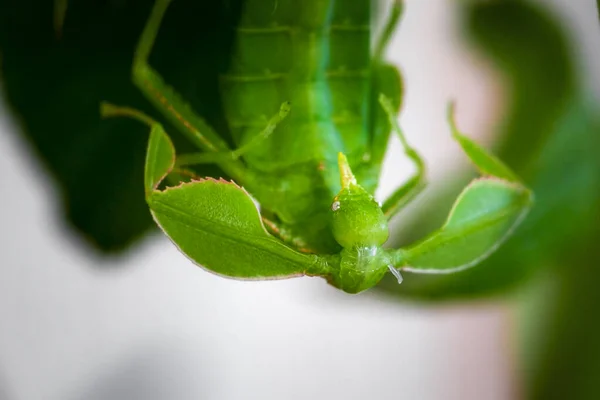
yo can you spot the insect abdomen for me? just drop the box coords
[220,0,372,172]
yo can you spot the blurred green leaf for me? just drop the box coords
[0,0,242,252]
[525,1,600,396]
[524,229,600,399]
[377,0,594,300]
[381,97,600,299]
[473,0,575,173]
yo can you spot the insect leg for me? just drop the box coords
[378,94,427,219]
[261,217,316,254]
[373,0,404,62]
[101,102,178,196]
[368,0,405,167]
[368,63,402,168]
[174,102,290,167]
[132,0,246,180]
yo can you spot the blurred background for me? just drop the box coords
[0,0,599,399]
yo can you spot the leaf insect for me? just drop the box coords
[101,0,533,294]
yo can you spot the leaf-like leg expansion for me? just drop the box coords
[386,105,533,273]
[101,103,328,279]
[132,0,246,180]
[148,179,329,279]
[165,167,200,187]
[448,102,521,182]
[100,103,175,196]
[379,94,427,219]
[175,102,290,167]
[389,179,532,273]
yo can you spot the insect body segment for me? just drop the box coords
[102,0,533,294]
[215,0,377,254]
[332,153,389,249]
[221,0,371,172]
[329,153,391,293]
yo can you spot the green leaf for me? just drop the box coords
[144,124,175,194]
[519,99,600,399]
[526,234,600,400]
[148,179,319,279]
[377,0,579,299]
[0,0,242,252]
[100,102,176,195]
[449,104,520,183]
[398,178,531,273]
[468,0,575,172]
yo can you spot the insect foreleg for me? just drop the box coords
[100,103,158,129]
[175,102,291,167]
[378,94,427,219]
[132,0,246,180]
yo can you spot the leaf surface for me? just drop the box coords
[144,124,176,194]
[148,180,318,279]
[400,179,531,272]
[0,0,242,252]
[449,105,520,183]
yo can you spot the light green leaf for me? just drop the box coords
[449,103,520,183]
[376,0,578,300]
[148,179,320,279]
[398,178,532,273]
[145,124,176,195]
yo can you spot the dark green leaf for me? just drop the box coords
[0,0,244,252]
[470,0,575,172]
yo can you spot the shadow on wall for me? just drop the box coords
[65,342,214,400]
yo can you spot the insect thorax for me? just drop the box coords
[219,1,381,254]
